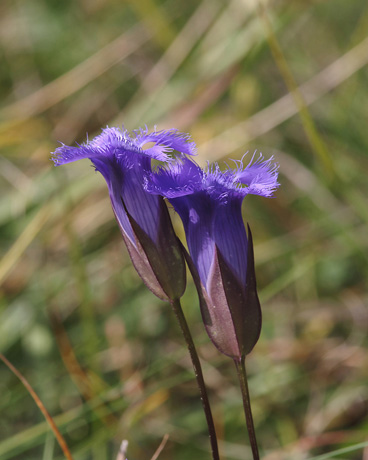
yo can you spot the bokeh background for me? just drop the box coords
[1,0,368,459]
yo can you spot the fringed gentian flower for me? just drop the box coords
[146,154,279,360]
[52,126,196,301]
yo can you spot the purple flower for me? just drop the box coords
[52,126,196,301]
[146,154,279,359]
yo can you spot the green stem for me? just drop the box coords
[234,358,260,460]
[170,298,220,460]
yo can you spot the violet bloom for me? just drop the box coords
[146,154,279,360]
[52,126,196,301]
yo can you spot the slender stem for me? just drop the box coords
[234,357,260,460]
[170,298,220,460]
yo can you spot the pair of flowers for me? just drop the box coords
[52,126,279,362]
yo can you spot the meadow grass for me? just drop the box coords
[1,0,368,459]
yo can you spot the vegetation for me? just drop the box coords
[0,0,367,459]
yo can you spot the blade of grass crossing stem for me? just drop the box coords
[0,354,73,460]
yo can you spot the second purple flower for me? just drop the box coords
[146,154,280,360]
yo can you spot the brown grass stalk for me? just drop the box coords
[0,353,74,460]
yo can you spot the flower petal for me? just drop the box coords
[105,163,135,243]
[52,125,189,301]
[234,153,280,197]
[120,159,161,244]
[135,128,197,159]
[52,127,142,166]
[213,197,248,286]
[52,143,95,165]
[170,192,215,288]
[145,156,203,198]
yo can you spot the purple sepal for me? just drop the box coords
[184,225,261,360]
[205,247,244,358]
[121,220,167,300]
[121,196,186,301]
[241,224,262,356]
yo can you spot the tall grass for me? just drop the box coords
[1,0,367,459]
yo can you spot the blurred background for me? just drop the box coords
[1,0,368,459]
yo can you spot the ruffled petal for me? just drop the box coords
[233,153,280,198]
[135,127,197,160]
[52,127,142,166]
[52,143,96,165]
[145,156,203,198]
[51,126,165,246]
